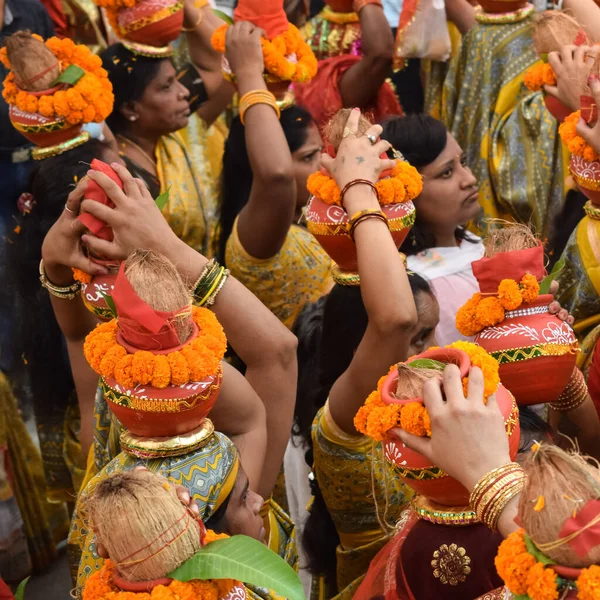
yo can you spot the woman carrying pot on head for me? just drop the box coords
[100,0,232,258]
[219,21,332,330]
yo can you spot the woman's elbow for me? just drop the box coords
[371,307,418,335]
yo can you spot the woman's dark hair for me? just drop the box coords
[1,140,111,482]
[381,114,478,256]
[100,43,165,135]
[547,189,586,270]
[297,273,433,587]
[218,105,314,262]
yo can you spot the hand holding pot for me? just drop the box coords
[577,74,600,153]
[545,45,598,113]
[225,21,265,80]
[394,364,512,493]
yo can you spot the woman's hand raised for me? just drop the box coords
[225,21,265,80]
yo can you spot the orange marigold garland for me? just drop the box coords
[73,268,92,284]
[1,36,113,126]
[559,110,600,162]
[307,160,423,207]
[495,528,600,600]
[84,306,227,389]
[354,342,500,441]
[523,61,557,92]
[456,274,541,337]
[211,23,317,84]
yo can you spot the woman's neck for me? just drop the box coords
[122,131,159,157]
[431,226,459,248]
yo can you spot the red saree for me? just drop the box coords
[39,0,71,38]
[354,511,504,600]
[294,54,403,129]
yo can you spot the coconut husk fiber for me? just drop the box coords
[532,11,589,56]
[5,31,60,92]
[519,444,600,568]
[88,470,203,582]
[124,249,194,345]
[324,108,372,152]
[394,363,442,400]
[483,221,539,258]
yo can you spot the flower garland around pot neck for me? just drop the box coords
[83,306,227,389]
[496,528,600,600]
[307,160,423,207]
[455,274,540,338]
[559,110,600,162]
[523,61,557,92]
[82,531,240,600]
[354,341,500,441]
[211,23,318,83]
[0,36,113,126]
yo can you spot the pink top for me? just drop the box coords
[406,237,485,347]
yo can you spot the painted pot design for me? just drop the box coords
[475,294,578,406]
[9,86,80,148]
[306,194,415,272]
[103,367,222,438]
[381,348,520,506]
[570,154,600,207]
[118,0,184,47]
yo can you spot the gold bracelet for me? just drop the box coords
[469,463,522,509]
[347,208,387,238]
[39,259,81,300]
[550,368,588,412]
[239,90,280,125]
[205,268,229,307]
[482,474,526,531]
[181,9,204,32]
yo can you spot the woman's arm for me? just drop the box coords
[445,0,476,34]
[562,0,600,43]
[225,22,297,259]
[325,110,418,435]
[79,166,298,500]
[338,2,394,110]
[182,0,233,125]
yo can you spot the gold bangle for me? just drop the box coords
[469,463,522,509]
[239,90,280,125]
[181,9,204,32]
[39,259,81,300]
[550,368,588,412]
[349,213,389,240]
[482,475,525,531]
[205,268,229,307]
[199,266,224,306]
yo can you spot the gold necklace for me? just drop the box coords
[117,134,157,173]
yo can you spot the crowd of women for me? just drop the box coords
[5,0,600,598]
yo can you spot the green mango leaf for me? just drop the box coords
[53,64,85,86]
[168,536,305,600]
[15,577,30,600]
[539,255,566,295]
[213,9,234,24]
[512,594,531,600]
[524,533,555,566]
[406,358,446,371]
[155,187,170,212]
[99,291,117,318]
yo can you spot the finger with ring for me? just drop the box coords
[366,133,378,145]
[64,204,76,214]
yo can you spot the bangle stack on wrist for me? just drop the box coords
[346,208,388,240]
[239,90,280,125]
[192,259,230,307]
[549,367,588,412]
[39,259,81,300]
[469,462,526,531]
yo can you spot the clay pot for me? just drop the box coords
[475,294,578,405]
[305,195,415,272]
[381,348,520,506]
[544,95,572,123]
[119,0,184,47]
[477,0,529,13]
[9,86,81,148]
[325,0,355,12]
[570,154,600,207]
[103,367,222,437]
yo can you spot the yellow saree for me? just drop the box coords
[425,16,567,238]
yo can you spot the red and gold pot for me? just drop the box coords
[9,86,81,148]
[305,195,415,272]
[381,348,520,506]
[81,268,118,322]
[118,0,184,47]
[102,366,222,438]
[471,245,578,405]
[476,0,529,13]
[325,0,355,12]
[544,95,572,123]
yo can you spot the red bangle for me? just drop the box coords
[353,0,383,12]
[340,179,379,206]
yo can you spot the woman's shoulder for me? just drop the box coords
[407,236,484,279]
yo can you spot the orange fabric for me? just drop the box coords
[233,0,290,39]
[294,54,403,129]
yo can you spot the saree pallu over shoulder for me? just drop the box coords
[156,113,227,258]
[311,403,413,594]
[428,17,566,237]
[557,216,600,341]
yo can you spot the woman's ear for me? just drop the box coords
[121,101,139,123]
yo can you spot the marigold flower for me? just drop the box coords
[577,565,600,600]
[523,62,545,92]
[475,296,505,328]
[520,273,540,303]
[498,279,522,311]
[152,354,171,389]
[400,402,431,436]
[526,562,559,600]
